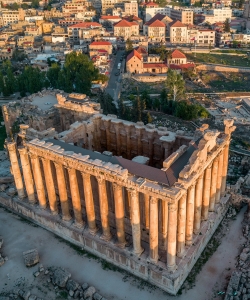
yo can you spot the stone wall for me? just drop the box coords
[196,64,250,73]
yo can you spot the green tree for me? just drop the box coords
[239,0,244,8]
[141,90,151,108]
[166,69,185,101]
[47,63,60,88]
[98,91,117,115]
[18,66,46,95]
[147,112,153,123]
[126,39,133,53]
[224,18,230,33]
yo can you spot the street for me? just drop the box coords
[105,50,125,104]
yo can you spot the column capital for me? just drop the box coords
[18,146,27,154]
[127,188,137,198]
[81,172,91,180]
[169,201,177,212]
[113,182,122,191]
[150,196,158,204]
[213,156,219,163]
[7,141,17,151]
[29,152,38,160]
[96,176,105,185]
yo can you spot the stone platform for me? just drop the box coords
[0,193,230,295]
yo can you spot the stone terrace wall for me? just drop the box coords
[196,64,250,73]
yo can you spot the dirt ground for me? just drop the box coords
[0,204,247,300]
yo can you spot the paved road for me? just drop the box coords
[105,50,125,103]
[230,146,250,156]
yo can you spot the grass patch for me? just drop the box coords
[186,53,250,67]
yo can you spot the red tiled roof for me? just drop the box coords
[100,16,121,19]
[170,49,186,59]
[127,49,142,62]
[123,15,142,21]
[135,46,147,54]
[69,22,102,28]
[114,19,139,27]
[169,20,186,28]
[145,13,172,25]
[90,41,112,46]
[143,63,167,68]
[148,19,165,27]
[145,2,159,6]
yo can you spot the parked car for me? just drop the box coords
[115,72,120,76]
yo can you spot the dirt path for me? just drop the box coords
[0,206,246,300]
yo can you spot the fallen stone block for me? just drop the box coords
[66,279,79,291]
[240,253,249,262]
[7,187,16,196]
[84,287,96,299]
[28,295,37,300]
[33,271,40,277]
[39,264,44,272]
[74,290,80,299]
[0,236,3,248]
[52,267,71,288]
[23,249,39,267]
[0,177,14,184]
[0,184,7,191]
[93,293,103,300]
[22,291,31,300]
[81,283,89,291]
[69,290,74,297]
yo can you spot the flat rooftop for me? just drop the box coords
[47,139,198,187]
[31,95,57,111]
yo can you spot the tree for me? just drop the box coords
[239,0,244,8]
[47,63,60,88]
[166,69,185,101]
[224,18,230,33]
[126,39,133,53]
[98,91,117,115]
[141,90,151,108]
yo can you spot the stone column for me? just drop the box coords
[186,184,195,246]
[149,196,158,263]
[167,201,177,271]
[113,183,126,247]
[41,158,58,214]
[177,194,186,258]
[201,165,212,221]
[193,175,203,234]
[221,143,230,194]
[216,151,224,203]
[54,163,71,221]
[162,200,168,249]
[144,194,150,229]
[7,142,25,198]
[97,177,111,241]
[30,154,47,209]
[129,189,144,256]
[82,173,97,234]
[18,147,35,204]
[68,168,84,228]
[209,157,219,212]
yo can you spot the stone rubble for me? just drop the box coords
[23,249,39,267]
[225,209,250,300]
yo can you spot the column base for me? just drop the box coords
[185,240,192,246]
[167,263,177,272]
[193,229,200,235]
[51,210,58,216]
[147,256,158,264]
[73,221,85,229]
[177,251,185,259]
[62,215,72,222]
[133,247,144,257]
[100,233,112,241]
[115,241,126,249]
[39,205,47,210]
[88,227,98,236]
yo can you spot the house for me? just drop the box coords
[143,19,166,42]
[68,22,104,42]
[89,41,113,56]
[99,15,121,28]
[114,19,139,39]
[169,20,188,44]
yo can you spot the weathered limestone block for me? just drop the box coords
[93,293,103,300]
[0,184,7,191]
[83,286,96,299]
[0,257,5,267]
[52,267,71,287]
[66,279,79,291]
[81,283,89,291]
[7,187,16,196]
[23,249,39,267]
[22,290,31,300]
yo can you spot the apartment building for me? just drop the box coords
[215,30,232,46]
[243,0,250,19]
[124,1,138,17]
[62,0,91,14]
[169,20,188,43]
[68,22,104,42]
[0,8,25,25]
[143,19,166,42]
[114,19,139,39]
[99,15,121,27]
[145,6,193,24]
[202,7,232,23]
[188,29,215,45]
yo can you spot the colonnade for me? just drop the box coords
[7,141,230,270]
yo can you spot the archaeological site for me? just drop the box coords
[0,90,236,295]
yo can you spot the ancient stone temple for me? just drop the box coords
[1,91,236,295]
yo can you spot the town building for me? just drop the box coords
[89,41,113,55]
[67,22,104,42]
[113,19,139,39]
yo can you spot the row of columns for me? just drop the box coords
[7,142,230,271]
